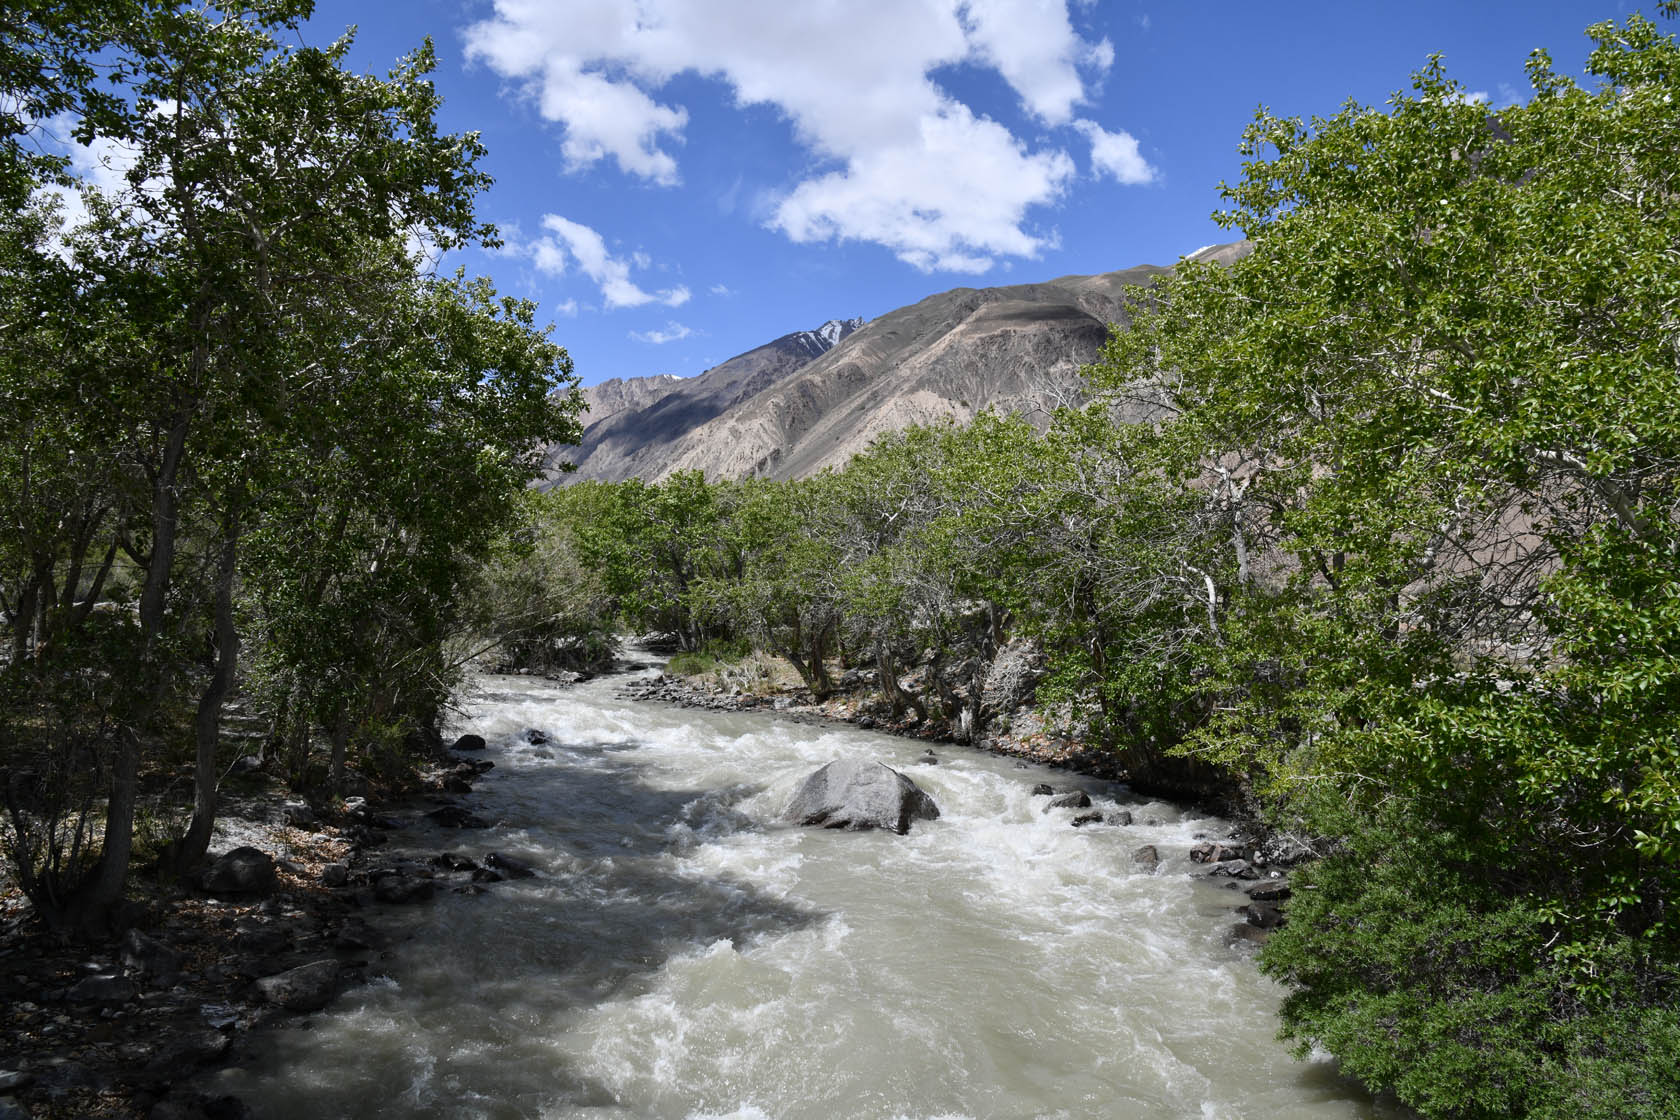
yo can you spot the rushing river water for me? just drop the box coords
[217,669,1401,1119]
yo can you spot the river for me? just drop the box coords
[215,669,1401,1119]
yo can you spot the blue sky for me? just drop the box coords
[288,1,1640,387]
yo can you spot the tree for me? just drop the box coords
[1081,13,1680,1116]
[0,2,580,930]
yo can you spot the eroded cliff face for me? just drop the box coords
[551,243,1247,484]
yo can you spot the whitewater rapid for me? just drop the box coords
[215,670,1399,1119]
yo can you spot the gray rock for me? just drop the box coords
[1131,844,1160,870]
[1242,900,1286,929]
[783,758,940,835]
[121,927,183,987]
[1042,790,1091,812]
[426,805,489,829]
[1030,783,1054,796]
[0,1069,34,1092]
[320,862,349,887]
[66,974,138,1005]
[1189,840,1245,865]
[372,873,434,904]
[1070,811,1105,827]
[1244,878,1292,902]
[201,846,276,897]
[281,802,316,827]
[1107,810,1134,826]
[144,1029,230,1072]
[484,852,535,879]
[234,924,290,954]
[254,960,342,1012]
[451,733,487,752]
[334,920,383,951]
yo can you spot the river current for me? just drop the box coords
[217,669,1400,1119]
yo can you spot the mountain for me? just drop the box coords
[551,242,1247,484]
[553,318,864,482]
[579,374,684,428]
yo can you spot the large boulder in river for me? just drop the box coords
[783,759,940,835]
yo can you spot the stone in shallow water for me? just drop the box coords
[484,852,536,878]
[1042,790,1091,812]
[782,758,940,835]
[254,960,342,1011]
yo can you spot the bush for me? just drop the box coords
[1261,814,1680,1119]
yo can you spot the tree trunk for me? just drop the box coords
[171,518,240,878]
[875,643,910,718]
[63,729,140,934]
[330,714,350,798]
[73,410,192,930]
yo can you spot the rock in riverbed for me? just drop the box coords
[254,960,342,1012]
[783,758,941,835]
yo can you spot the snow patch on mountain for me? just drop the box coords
[787,316,864,358]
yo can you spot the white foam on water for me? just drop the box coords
[212,672,1402,1120]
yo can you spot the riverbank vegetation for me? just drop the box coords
[514,12,1680,1117]
[0,2,580,933]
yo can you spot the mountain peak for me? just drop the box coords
[785,316,864,359]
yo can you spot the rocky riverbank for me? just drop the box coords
[0,746,517,1120]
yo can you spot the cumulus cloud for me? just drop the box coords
[463,0,1141,273]
[630,320,695,344]
[1073,119,1156,185]
[519,214,690,309]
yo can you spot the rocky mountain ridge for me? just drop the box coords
[551,243,1246,484]
[554,317,864,483]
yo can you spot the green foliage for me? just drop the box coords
[1262,817,1680,1120]
[0,0,580,926]
[1063,12,1680,1117]
[665,640,750,678]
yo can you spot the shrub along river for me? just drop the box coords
[215,668,1404,1119]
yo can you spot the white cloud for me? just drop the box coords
[961,0,1103,125]
[630,320,694,344]
[1073,119,1155,185]
[519,214,690,309]
[463,0,1140,273]
[710,283,734,296]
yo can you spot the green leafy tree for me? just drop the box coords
[1082,13,1680,1116]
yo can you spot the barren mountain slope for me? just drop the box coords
[652,243,1246,481]
[580,374,684,428]
[552,318,862,482]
